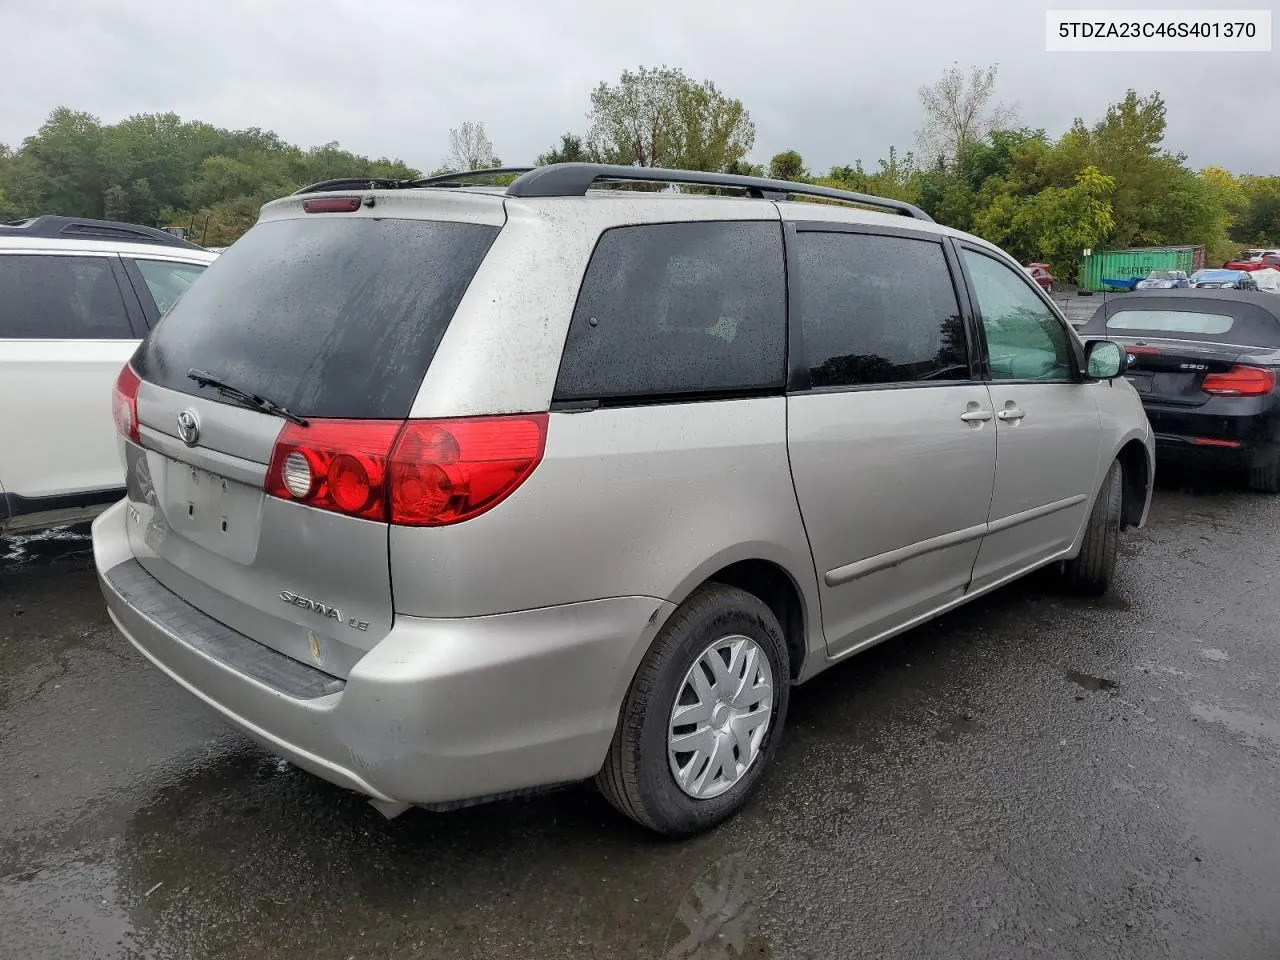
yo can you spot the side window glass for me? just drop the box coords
[553,222,786,402]
[0,254,133,339]
[795,232,968,387]
[962,250,1073,381]
[134,259,207,315]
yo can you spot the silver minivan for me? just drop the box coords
[94,164,1153,836]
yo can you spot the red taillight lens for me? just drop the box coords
[265,420,401,522]
[303,196,362,213]
[389,415,548,526]
[112,363,141,443]
[1201,365,1276,397]
[264,414,548,526]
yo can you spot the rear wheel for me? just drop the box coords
[596,584,789,837]
[1061,459,1123,596]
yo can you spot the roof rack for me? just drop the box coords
[0,215,205,249]
[504,163,934,222]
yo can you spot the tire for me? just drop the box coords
[1249,461,1280,494]
[596,583,790,837]
[1062,459,1123,596]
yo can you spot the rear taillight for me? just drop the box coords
[265,420,402,522]
[112,364,141,443]
[1201,365,1276,397]
[264,414,548,526]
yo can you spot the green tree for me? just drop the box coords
[768,150,806,181]
[536,133,592,165]
[586,66,754,171]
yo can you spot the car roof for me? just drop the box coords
[0,215,205,250]
[0,234,220,261]
[1086,289,1280,324]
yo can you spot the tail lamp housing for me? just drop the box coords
[112,363,141,443]
[1201,365,1276,397]
[265,414,549,526]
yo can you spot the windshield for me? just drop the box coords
[1192,270,1238,283]
[1145,271,1174,280]
[132,216,499,419]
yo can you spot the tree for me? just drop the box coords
[536,133,591,166]
[769,150,806,181]
[446,121,500,171]
[586,66,755,171]
[916,63,1016,165]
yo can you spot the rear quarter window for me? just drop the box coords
[553,221,786,403]
[131,217,499,419]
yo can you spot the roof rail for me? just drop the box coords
[0,215,205,249]
[504,163,934,222]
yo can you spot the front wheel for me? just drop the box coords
[1061,459,1123,596]
[596,584,790,837]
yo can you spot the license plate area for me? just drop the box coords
[160,457,264,562]
[1125,372,1153,394]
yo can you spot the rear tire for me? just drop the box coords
[1062,459,1123,596]
[596,584,790,837]
[1249,461,1280,494]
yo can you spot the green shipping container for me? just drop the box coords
[1077,245,1206,291]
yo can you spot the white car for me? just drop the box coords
[0,216,218,535]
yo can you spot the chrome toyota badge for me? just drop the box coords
[177,409,201,447]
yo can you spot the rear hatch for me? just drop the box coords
[119,193,504,678]
[1114,339,1273,405]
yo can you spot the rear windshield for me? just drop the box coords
[132,216,499,419]
[1106,309,1234,335]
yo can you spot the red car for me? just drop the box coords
[1024,262,1054,292]
[1224,251,1280,272]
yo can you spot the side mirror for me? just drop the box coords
[1085,339,1124,380]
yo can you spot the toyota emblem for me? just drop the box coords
[177,409,201,447]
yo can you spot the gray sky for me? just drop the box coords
[2,0,1276,174]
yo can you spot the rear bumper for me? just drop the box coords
[1144,399,1280,470]
[93,499,673,805]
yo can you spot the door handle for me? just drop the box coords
[997,407,1026,421]
[960,409,993,422]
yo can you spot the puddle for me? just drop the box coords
[1190,702,1280,747]
[1,524,93,567]
[662,851,773,959]
[1065,669,1118,692]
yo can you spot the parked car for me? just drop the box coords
[1223,251,1280,272]
[1135,269,1190,290]
[1079,289,1280,492]
[1024,262,1054,292]
[0,216,217,536]
[1189,268,1258,290]
[93,164,1153,836]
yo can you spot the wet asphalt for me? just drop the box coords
[2,474,1279,960]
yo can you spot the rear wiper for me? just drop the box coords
[187,369,309,426]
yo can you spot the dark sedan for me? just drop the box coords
[1079,290,1280,492]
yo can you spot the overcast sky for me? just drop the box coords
[2,0,1276,174]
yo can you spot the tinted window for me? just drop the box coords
[132,217,499,419]
[963,249,1073,381]
[795,232,968,387]
[1108,309,1235,335]
[134,259,207,314]
[553,222,785,402]
[0,254,132,339]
